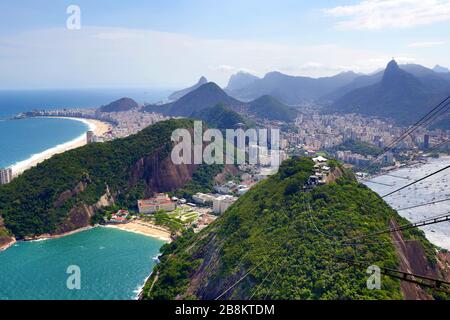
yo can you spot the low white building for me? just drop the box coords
[138,193,176,214]
[192,193,216,205]
[213,195,238,215]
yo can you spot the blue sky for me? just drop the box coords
[1,0,450,89]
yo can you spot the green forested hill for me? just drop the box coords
[0,119,194,238]
[142,157,443,300]
[248,95,298,122]
[327,139,383,157]
[190,103,254,130]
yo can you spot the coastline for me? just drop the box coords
[1,227,95,252]
[10,117,111,177]
[0,237,16,252]
[23,225,96,242]
[104,221,172,243]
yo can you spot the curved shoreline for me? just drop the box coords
[0,238,16,252]
[9,117,111,177]
[104,222,172,242]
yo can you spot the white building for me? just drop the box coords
[138,193,176,214]
[0,168,13,185]
[86,131,95,144]
[192,193,216,205]
[213,195,238,215]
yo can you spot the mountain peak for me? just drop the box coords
[198,76,208,84]
[99,97,139,112]
[225,72,259,92]
[382,59,410,84]
[168,76,209,101]
[386,59,400,71]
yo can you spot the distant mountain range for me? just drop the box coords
[225,71,260,92]
[225,71,360,105]
[328,60,450,126]
[99,97,139,113]
[146,82,297,122]
[163,61,450,127]
[168,76,208,101]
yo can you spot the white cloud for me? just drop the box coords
[211,65,258,75]
[408,41,447,48]
[324,0,450,30]
[0,26,433,88]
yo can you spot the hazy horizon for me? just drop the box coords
[1,0,450,89]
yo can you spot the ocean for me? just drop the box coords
[363,157,450,250]
[0,88,171,300]
[0,88,171,168]
[0,228,164,300]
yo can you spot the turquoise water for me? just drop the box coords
[0,89,170,300]
[0,88,171,168]
[0,117,89,168]
[0,228,164,300]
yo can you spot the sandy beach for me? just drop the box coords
[10,117,111,177]
[105,221,172,242]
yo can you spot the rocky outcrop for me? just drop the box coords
[390,220,444,300]
[54,181,88,208]
[55,185,115,235]
[0,236,15,251]
[130,151,199,197]
[214,165,239,184]
[0,216,15,251]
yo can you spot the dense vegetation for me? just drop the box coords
[327,139,383,157]
[143,157,440,300]
[0,119,194,238]
[247,95,298,122]
[171,164,225,201]
[191,103,254,131]
[99,97,139,112]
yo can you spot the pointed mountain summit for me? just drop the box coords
[168,76,208,101]
[381,60,424,90]
[382,59,400,81]
[381,60,422,88]
[145,82,242,117]
[330,60,449,127]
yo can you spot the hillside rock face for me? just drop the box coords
[131,151,199,197]
[0,216,15,251]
